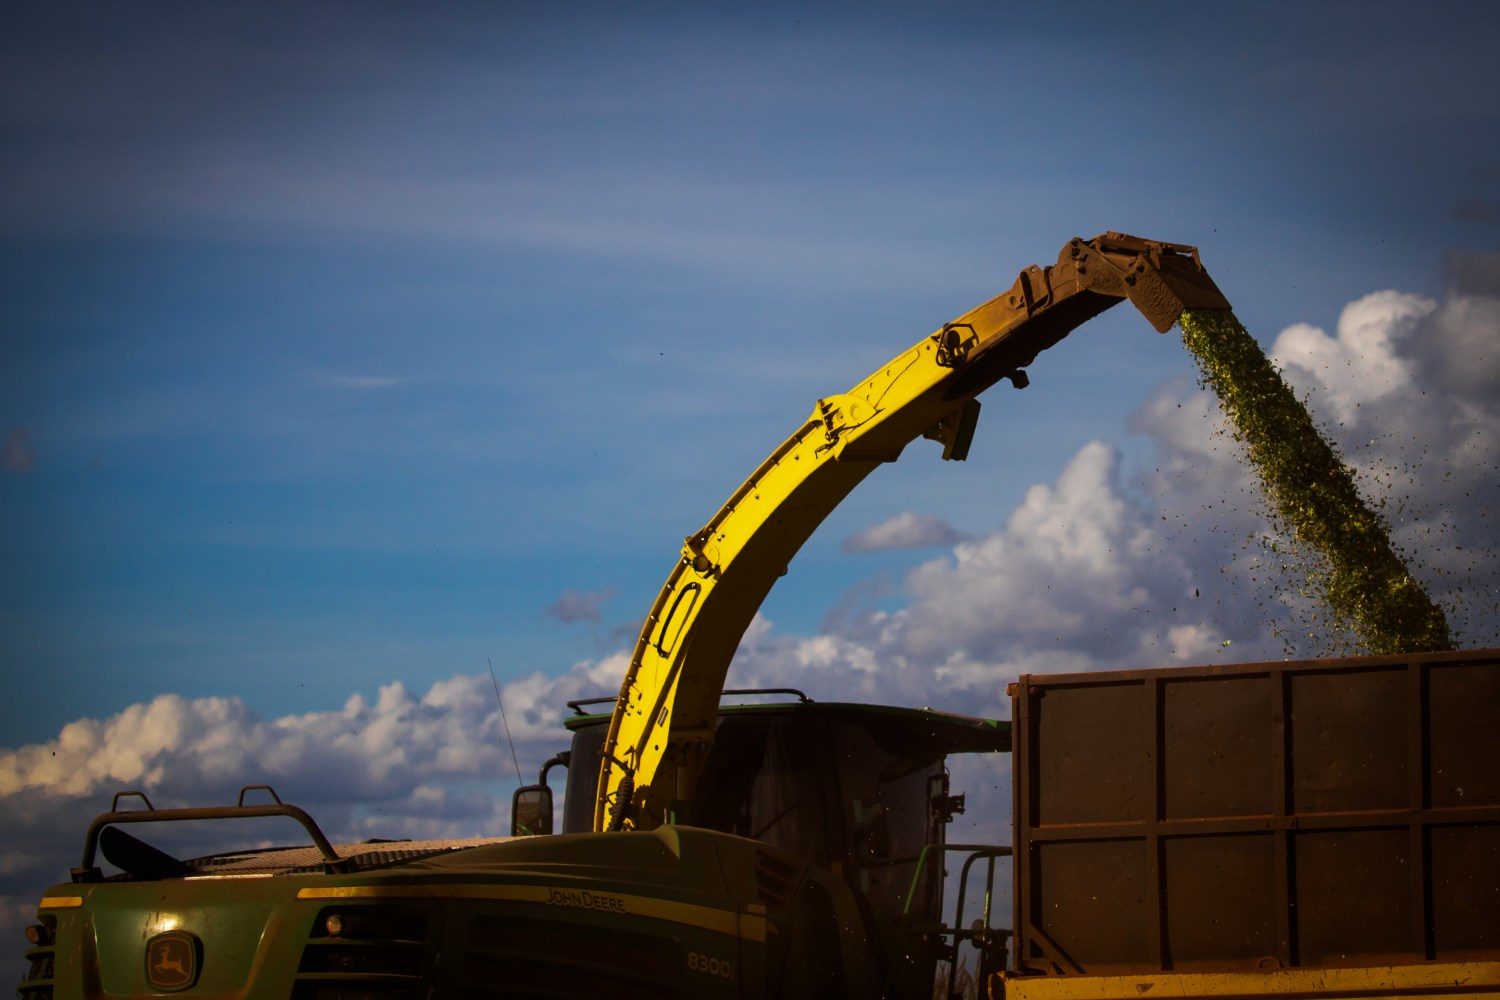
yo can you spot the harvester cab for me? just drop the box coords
[547,690,1015,992]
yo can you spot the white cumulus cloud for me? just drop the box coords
[0,654,632,932]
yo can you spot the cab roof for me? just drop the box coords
[564,694,1010,755]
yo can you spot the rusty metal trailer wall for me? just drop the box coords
[1010,648,1500,977]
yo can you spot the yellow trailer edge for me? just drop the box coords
[996,961,1500,999]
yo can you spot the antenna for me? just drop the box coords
[487,657,525,787]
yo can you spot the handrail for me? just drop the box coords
[897,843,1014,999]
[567,686,812,717]
[73,789,347,882]
[900,843,1012,919]
[722,687,812,703]
[567,696,618,716]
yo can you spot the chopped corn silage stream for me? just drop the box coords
[1178,309,1451,655]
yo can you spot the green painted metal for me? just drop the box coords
[28,826,882,997]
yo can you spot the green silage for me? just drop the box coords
[1178,309,1451,655]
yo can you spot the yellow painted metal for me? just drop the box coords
[595,232,1233,832]
[996,961,1500,999]
[295,883,769,942]
[37,895,84,908]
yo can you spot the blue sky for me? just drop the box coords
[2,0,1498,892]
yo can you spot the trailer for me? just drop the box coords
[998,647,1500,999]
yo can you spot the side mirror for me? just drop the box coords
[510,785,553,837]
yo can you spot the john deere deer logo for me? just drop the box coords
[145,931,199,991]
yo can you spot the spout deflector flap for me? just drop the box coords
[1084,231,1233,332]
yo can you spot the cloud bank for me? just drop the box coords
[3,277,1495,931]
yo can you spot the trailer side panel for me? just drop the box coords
[1011,648,1500,977]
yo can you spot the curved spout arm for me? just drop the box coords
[595,232,1231,832]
